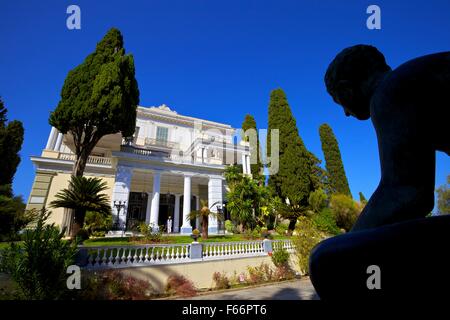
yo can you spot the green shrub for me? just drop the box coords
[271,248,295,280]
[91,231,107,238]
[139,222,149,235]
[247,263,273,284]
[293,216,324,275]
[242,227,268,240]
[83,211,112,237]
[271,247,290,268]
[225,220,235,233]
[212,272,231,290]
[137,222,164,243]
[251,228,260,239]
[312,208,341,235]
[329,194,361,232]
[275,222,288,236]
[0,209,78,299]
[308,188,328,213]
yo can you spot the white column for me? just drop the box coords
[149,171,161,231]
[111,165,133,230]
[180,174,192,234]
[246,155,251,176]
[145,192,152,224]
[208,176,223,234]
[241,153,247,174]
[195,196,200,230]
[174,194,181,233]
[54,132,63,151]
[45,127,57,150]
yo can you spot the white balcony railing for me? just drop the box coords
[57,153,112,165]
[144,137,179,149]
[120,144,225,166]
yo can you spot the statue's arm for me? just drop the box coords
[351,121,436,232]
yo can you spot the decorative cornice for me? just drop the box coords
[137,105,234,131]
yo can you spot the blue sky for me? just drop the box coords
[1,0,449,209]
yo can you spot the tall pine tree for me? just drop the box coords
[319,123,351,196]
[241,114,263,183]
[267,89,314,229]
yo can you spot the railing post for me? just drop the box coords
[263,239,273,255]
[75,247,89,267]
[190,241,203,261]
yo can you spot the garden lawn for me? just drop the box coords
[0,234,291,251]
[82,234,291,247]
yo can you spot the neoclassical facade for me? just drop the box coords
[26,105,251,234]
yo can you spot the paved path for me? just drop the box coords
[178,278,319,300]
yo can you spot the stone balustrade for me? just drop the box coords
[58,153,112,165]
[272,239,296,252]
[79,244,191,269]
[202,241,265,260]
[77,239,294,270]
[144,137,180,149]
[119,144,224,166]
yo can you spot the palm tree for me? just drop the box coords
[187,200,221,240]
[224,165,242,187]
[49,176,111,237]
[225,175,262,231]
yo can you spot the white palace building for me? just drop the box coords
[26,105,252,234]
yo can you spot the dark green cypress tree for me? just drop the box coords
[267,89,313,229]
[49,28,139,238]
[319,123,351,196]
[0,98,24,189]
[50,28,140,177]
[241,114,264,183]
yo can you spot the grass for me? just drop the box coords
[0,234,292,252]
[82,234,291,247]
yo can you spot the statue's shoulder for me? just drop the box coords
[375,51,450,96]
[393,51,450,76]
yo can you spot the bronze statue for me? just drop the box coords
[309,45,450,299]
[325,45,450,231]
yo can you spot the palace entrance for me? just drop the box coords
[126,192,148,230]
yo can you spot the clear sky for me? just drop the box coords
[1,0,449,209]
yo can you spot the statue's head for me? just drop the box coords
[325,45,391,120]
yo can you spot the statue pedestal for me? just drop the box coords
[309,215,450,300]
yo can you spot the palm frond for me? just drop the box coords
[49,176,111,215]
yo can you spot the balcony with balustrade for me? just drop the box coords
[116,142,230,168]
[57,152,112,166]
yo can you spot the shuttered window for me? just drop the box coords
[156,126,168,144]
